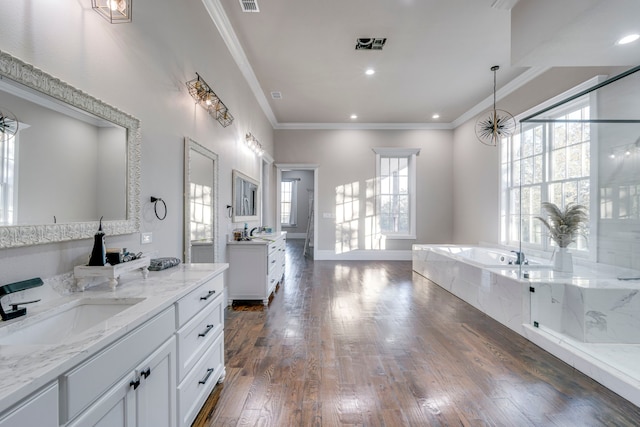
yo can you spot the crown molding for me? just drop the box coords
[201,0,278,127]
[451,66,551,128]
[203,0,549,132]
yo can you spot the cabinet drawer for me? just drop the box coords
[177,332,224,427]
[60,306,175,423]
[176,274,224,327]
[0,382,58,427]
[268,242,278,254]
[176,294,223,381]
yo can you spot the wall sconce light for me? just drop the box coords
[186,73,234,127]
[91,0,132,23]
[245,132,264,156]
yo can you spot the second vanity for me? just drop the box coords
[0,263,228,427]
[227,232,286,306]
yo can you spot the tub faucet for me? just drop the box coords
[510,250,526,265]
[0,278,43,321]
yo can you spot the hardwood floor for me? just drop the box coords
[206,239,640,426]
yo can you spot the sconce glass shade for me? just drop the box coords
[92,0,132,23]
[186,74,234,127]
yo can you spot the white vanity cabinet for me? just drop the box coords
[175,272,225,427]
[227,232,286,306]
[0,264,228,427]
[66,337,176,427]
[0,383,58,427]
[62,306,176,427]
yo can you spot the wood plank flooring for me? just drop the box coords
[205,239,640,426]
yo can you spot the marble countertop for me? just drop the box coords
[0,262,228,412]
[226,231,286,245]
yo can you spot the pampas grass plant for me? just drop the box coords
[536,202,588,248]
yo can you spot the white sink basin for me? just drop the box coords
[0,298,144,345]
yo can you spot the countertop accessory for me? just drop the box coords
[149,257,181,271]
[88,217,107,266]
[74,256,150,291]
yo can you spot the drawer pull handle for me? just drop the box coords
[200,290,216,301]
[141,368,151,379]
[198,368,215,385]
[130,378,140,390]
[271,260,276,264]
[198,324,214,337]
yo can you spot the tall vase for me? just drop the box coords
[554,247,573,273]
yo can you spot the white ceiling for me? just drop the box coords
[203,0,640,129]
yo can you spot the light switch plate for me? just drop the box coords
[141,232,153,244]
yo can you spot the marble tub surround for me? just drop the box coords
[528,265,640,344]
[413,243,640,407]
[0,263,228,413]
[412,245,530,334]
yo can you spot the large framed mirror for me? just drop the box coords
[0,50,141,248]
[232,169,259,223]
[184,138,218,263]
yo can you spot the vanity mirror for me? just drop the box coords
[0,50,141,248]
[184,138,218,263]
[232,169,259,223]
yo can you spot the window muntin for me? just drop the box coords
[373,148,419,239]
[280,180,296,226]
[501,104,591,252]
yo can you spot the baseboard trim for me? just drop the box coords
[284,233,307,239]
[314,249,412,261]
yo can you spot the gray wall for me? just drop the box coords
[275,129,454,258]
[0,0,273,283]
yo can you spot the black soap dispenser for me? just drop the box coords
[88,216,107,266]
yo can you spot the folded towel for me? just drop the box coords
[149,257,181,271]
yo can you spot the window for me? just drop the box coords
[0,131,17,226]
[501,101,592,253]
[189,182,213,242]
[373,148,420,239]
[280,179,297,226]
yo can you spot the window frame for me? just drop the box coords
[280,179,297,227]
[373,147,420,240]
[500,77,602,259]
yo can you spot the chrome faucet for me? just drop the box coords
[510,250,526,265]
[0,278,43,321]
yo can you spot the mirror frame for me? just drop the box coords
[0,50,141,248]
[232,169,260,223]
[183,138,218,263]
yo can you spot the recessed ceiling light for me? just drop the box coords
[617,34,640,45]
[365,68,375,76]
[432,114,440,119]
[350,114,358,119]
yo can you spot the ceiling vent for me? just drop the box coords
[240,0,259,12]
[355,38,387,50]
[270,91,282,99]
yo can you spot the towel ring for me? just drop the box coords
[150,196,167,220]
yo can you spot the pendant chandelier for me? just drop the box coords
[475,65,515,146]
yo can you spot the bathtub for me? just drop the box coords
[433,245,551,268]
[412,244,640,343]
[412,244,640,407]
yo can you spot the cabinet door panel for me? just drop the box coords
[136,337,176,427]
[67,375,135,427]
[0,383,58,427]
